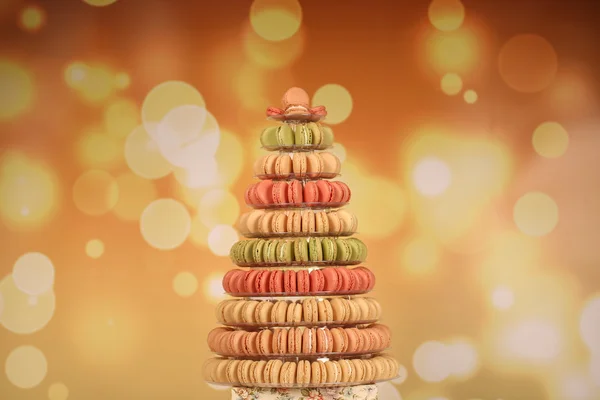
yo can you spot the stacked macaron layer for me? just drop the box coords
[223,267,375,296]
[253,151,341,180]
[244,179,351,209]
[208,324,391,357]
[237,209,357,238]
[216,297,382,327]
[260,123,334,150]
[204,356,399,387]
[229,237,367,267]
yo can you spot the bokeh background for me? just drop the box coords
[1,0,600,399]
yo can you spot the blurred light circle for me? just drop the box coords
[64,62,87,89]
[76,129,121,170]
[77,65,115,104]
[72,170,119,216]
[498,34,558,93]
[513,191,559,237]
[199,189,240,228]
[0,275,55,334]
[19,5,45,32]
[250,0,302,42]
[413,341,451,382]
[85,239,104,259]
[215,129,245,187]
[113,172,158,221]
[463,89,478,104]
[208,225,239,256]
[203,272,227,304]
[0,291,3,319]
[82,0,118,6]
[104,98,139,139]
[173,157,220,189]
[140,199,191,250]
[491,285,514,310]
[48,382,69,400]
[580,295,600,353]
[412,157,451,197]
[312,84,353,125]
[12,252,54,296]
[141,80,206,131]
[401,236,439,275]
[391,364,408,385]
[426,30,479,75]
[532,121,569,158]
[0,60,35,120]
[502,319,561,362]
[5,345,47,388]
[152,105,220,168]
[440,73,463,96]
[428,0,465,32]
[0,152,59,231]
[244,23,305,69]
[114,72,130,89]
[173,271,198,298]
[376,381,402,400]
[125,125,172,180]
[331,142,346,163]
[446,340,479,379]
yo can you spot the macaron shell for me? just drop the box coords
[288,180,304,204]
[309,269,325,292]
[321,267,340,292]
[303,181,319,203]
[297,270,310,293]
[275,154,292,176]
[272,181,289,204]
[306,153,323,177]
[292,152,307,177]
[316,180,334,203]
[329,181,345,203]
[256,180,274,204]
[277,125,295,146]
[260,126,279,147]
[263,154,279,175]
[319,151,341,174]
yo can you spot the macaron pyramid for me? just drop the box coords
[204,87,399,398]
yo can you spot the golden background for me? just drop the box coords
[1,0,599,399]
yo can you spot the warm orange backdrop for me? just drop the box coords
[1,0,600,399]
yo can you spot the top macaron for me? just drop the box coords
[266,87,328,123]
[260,123,334,151]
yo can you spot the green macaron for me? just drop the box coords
[308,237,323,262]
[253,239,267,263]
[229,241,244,263]
[348,238,367,262]
[335,238,352,263]
[263,240,278,263]
[321,237,338,262]
[276,125,295,146]
[346,238,361,262]
[294,238,309,262]
[242,240,255,263]
[294,124,313,145]
[321,125,334,147]
[260,126,279,147]
[275,240,293,263]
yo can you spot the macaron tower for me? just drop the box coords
[204,88,399,400]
